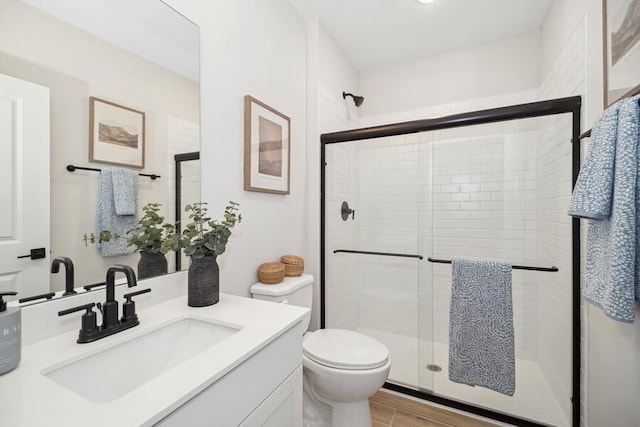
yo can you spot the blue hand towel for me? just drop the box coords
[111,168,138,216]
[96,167,137,257]
[568,95,640,323]
[449,258,515,396]
[567,104,621,219]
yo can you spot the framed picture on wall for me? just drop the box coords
[89,97,146,168]
[244,95,290,195]
[603,0,640,107]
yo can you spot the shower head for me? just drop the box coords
[343,91,365,107]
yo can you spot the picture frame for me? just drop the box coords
[603,0,640,107]
[244,95,291,195]
[89,97,146,169]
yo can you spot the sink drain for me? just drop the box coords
[426,364,442,372]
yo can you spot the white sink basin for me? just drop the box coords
[42,317,241,403]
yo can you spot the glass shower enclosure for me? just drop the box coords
[321,97,581,427]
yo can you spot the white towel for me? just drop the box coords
[96,167,137,257]
[449,258,515,396]
[568,95,640,323]
[112,168,138,216]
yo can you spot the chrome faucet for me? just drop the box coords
[58,264,150,344]
[51,256,77,296]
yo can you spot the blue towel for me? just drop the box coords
[567,104,621,219]
[111,168,138,215]
[96,167,137,257]
[568,95,640,323]
[449,258,515,396]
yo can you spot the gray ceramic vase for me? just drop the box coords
[188,255,219,307]
[137,251,168,279]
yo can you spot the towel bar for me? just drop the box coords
[66,164,160,180]
[333,249,423,260]
[427,257,558,272]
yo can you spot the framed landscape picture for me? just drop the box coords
[89,97,145,168]
[603,0,640,106]
[244,95,290,195]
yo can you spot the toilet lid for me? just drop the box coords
[303,329,389,370]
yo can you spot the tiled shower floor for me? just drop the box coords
[359,328,569,427]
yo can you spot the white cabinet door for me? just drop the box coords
[239,366,303,427]
[155,323,304,427]
[0,73,50,301]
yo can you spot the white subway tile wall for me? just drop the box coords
[430,123,540,362]
[537,17,586,425]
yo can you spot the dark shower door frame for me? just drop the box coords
[320,96,582,427]
[174,151,200,270]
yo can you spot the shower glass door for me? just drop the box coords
[422,115,573,427]
[323,134,433,391]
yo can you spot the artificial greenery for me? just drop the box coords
[83,202,175,254]
[163,201,241,259]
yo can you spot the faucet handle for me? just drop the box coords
[124,288,151,300]
[83,281,106,291]
[121,288,151,323]
[58,303,98,343]
[58,302,95,317]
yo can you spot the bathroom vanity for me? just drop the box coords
[0,272,308,426]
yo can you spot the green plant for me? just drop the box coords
[83,202,175,254]
[163,201,241,259]
[126,202,175,254]
[83,230,120,246]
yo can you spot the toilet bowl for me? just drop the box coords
[250,275,391,427]
[302,329,390,427]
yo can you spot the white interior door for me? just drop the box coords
[0,73,50,302]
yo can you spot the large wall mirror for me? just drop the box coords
[0,0,200,303]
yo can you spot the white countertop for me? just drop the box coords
[0,290,308,426]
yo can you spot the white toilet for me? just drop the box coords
[251,274,390,427]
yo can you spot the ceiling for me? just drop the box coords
[288,0,553,73]
[21,0,199,82]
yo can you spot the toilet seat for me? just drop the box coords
[303,329,389,370]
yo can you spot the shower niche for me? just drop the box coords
[321,97,581,427]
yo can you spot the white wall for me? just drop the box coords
[165,0,307,297]
[358,31,541,118]
[0,0,199,292]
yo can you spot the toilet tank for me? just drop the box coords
[250,274,313,330]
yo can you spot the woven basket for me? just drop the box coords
[258,262,286,284]
[281,255,304,277]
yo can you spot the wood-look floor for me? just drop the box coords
[369,390,499,427]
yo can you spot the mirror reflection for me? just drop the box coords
[0,0,200,303]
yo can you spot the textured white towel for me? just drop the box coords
[112,168,138,215]
[96,167,137,257]
[449,258,515,396]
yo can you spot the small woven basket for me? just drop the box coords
[281,255,304,277]
[258,262,286,284]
